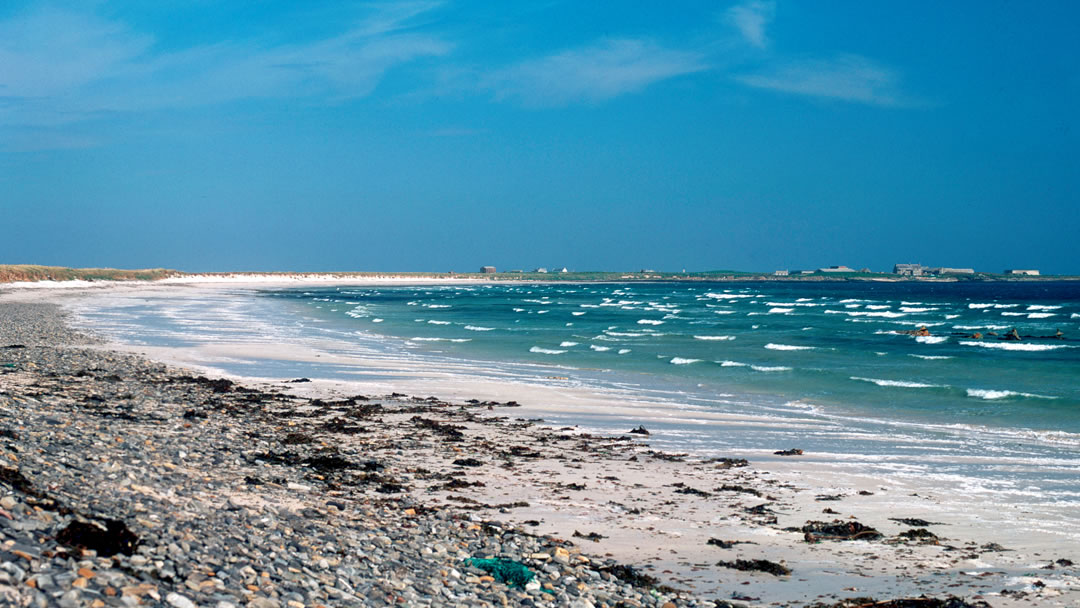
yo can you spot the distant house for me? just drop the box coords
[819,265,856,273]
[774,270,789,276]
[534,268,548,273]
[931,267,975,275]
[480,266,496,274]
[558,267,569,273]
[1005,269,1040,276]
[894,264,924,276]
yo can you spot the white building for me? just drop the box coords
[1005,269,1039,276]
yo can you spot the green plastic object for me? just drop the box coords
[463,558,536,587]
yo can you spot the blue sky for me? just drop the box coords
[1,1,1077,273]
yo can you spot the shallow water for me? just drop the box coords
[70,281,1080,516]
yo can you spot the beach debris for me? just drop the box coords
[805,596,991,608]
[802,520,883,542]
[452,457,483,467]
[774,448,804,456]
[716,559,791,576]
[673,483,711,497]
[288,377,311,382]
[56,519,139,557]
[411,416,465,441]
[463,557,535,587]
[707,538,756,549]
[709,457,750,469]
[716,483,763,497]
[889,518,945,527]
[628,425,650,435]
[816,494,844,501]
[897,528,939,542]
[572,530,606,542]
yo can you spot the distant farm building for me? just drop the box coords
[534,268,548,273]
[894,264,924,276]
[819,265,856,273]
[480,266,497,274]
[930,267,975,275]
[1005,269,1040,276]
[774,270,789,276]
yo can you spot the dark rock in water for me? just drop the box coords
[802,519,883,542]
[288,377,312,383]
[716,559,791,576]
[56,519,138,557]
[774,448,804,456]
[628,425,650,436]
[452,458,483,467]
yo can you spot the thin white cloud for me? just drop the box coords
[726,0,775,49]
[735,54,911,107]
[0,4,450,126]
[485,39,707,107]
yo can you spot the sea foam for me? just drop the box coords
[966,388,1058,400]
[694,335,735,341]
[464,325,495,331]
[670,357,701,365]
[530,346,566,355]
[765,343,815,351]
[851,377,940,388]
[959,341,1074,352]
[915,336,949,344]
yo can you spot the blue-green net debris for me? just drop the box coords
[463,558,536,587]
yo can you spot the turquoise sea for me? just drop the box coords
[73,280,1080,510]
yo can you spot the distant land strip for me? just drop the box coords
[1,264,1077,284]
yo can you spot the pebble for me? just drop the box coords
[0,301,717,608]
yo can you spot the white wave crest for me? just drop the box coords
[1028,312,1056,319]
[865,304,891,310]
[464,325,495,331]
[718,360,747,367]
[559,341,579,347]
[571,311,586,316]
[637,319,665,325]
[751,365,791,372]
[768,307,794,314]
[851,376,939,388]
[427,320,450,325]
[1028,304,1061,311]
[968,303,994,309]
[424,304,451,309]
[618,348,632,354]
[590,345,611,352]
[694,335,735,341]
[705,292,753,299]
[670,357,701,365]
[910,354,953,360]
[900,307,938,313]
[713,310,736,315]
[411,337,471,342]
[765,343,815,351]
[1001,312,1026,316]
[959,341,1074,351]
[372,318,384,323]
[529,346,566,355]
[915,336,948,344]
[966,389,1059,400]
[953,324,1008,330]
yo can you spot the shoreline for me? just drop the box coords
[2,290,1078,606]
